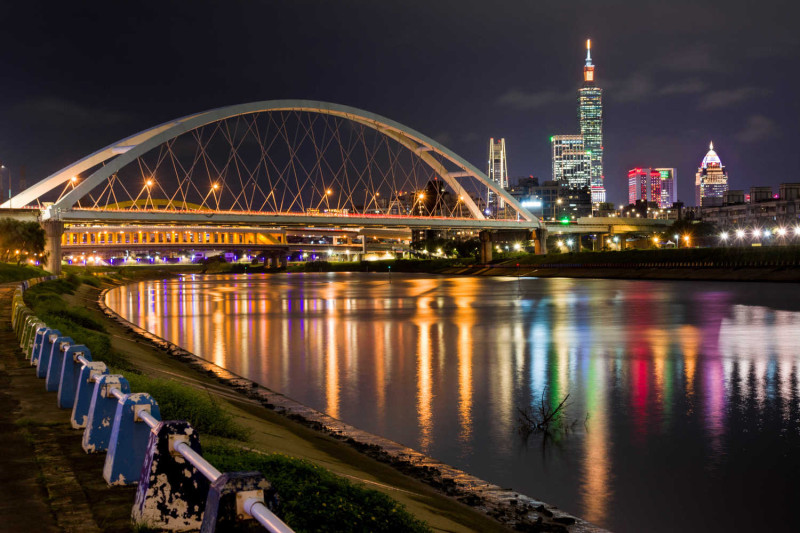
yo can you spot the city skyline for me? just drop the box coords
[0,1,796,208]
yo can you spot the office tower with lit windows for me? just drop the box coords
[628,168,662,205]
[487,137,508,216]
[552,135,591,187]
[578,39,605,203]
[695,141,728,206]
[655,168,677,208]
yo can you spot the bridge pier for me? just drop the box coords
[534,228,547,255]
[479,231,493,264]
[42,220,64,275]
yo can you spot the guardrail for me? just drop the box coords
[11,278,294,533]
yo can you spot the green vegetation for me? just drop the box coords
[0,218,46,262]
[0,262,49,282]
[203,443,431,533]
[125,374,249,440]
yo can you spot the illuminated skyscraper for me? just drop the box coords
[695,141,728,206]
[578,39,605,203]
[655,168,677,208]
[552,135,591,187]
[628,168,662,205]
[487,137,508,215]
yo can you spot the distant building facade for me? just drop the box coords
[579,39,605,203]
[487,138,509,216]
[628,168,662,205]
[655,168,677,208]
[695,141,729,206]
[695,183,800,227]
[552,135,591,187]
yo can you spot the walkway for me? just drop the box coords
[0,286,136,532]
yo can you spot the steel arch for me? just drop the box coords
[3,100,538,225]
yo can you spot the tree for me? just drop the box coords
[0,218,46,263]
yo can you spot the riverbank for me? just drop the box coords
[12,268,603,532]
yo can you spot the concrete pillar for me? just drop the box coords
[576,235,583,252]
[43,220,64,275]
[534,227,548,255]
[479,230,493,263]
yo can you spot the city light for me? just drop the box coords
[720,231,728,240]
[763,229,771,238]
[777,227,786,237]
[736,229,746,239]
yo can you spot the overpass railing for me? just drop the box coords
[11,280,294,533]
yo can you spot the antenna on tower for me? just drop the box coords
[586,39,592,65]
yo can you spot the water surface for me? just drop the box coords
[106,273,800,532]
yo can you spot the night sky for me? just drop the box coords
[0,0,797,206]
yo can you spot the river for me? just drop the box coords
[106,273,800,532]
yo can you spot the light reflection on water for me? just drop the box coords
[106,273,800,532]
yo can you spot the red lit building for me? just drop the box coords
[628,168,662,205]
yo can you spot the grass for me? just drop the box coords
[203,443,431,533]
[0,262,49,282]
[124,373,249,440]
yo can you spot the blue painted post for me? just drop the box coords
[36,330,62,379]
[132,421,209,531]
[57,345,92,409]
[29,326,48,363]
[45,337,74,392]
[82,374,130,453]
[103,393,161,486]
[70,362,108,429]
[200,472,280,533]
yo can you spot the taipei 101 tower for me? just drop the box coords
[579,39,605,203]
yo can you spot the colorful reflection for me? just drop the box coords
[106,274,800,533]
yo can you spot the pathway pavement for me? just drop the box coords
[0,287,135,533]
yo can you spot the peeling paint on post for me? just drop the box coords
[82,374,129,453]
[57,345,91,409]
[36,329,61,378]
[103,393,161,486]
[132,421,209,531]
[200,472,280,533]
[71,362,108,429]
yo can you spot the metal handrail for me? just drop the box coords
[22,296,296,533]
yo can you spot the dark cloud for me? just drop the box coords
[736,114,778,143]
[697,87,770,110]
[495,89,571,110]
[12,98,133,129]
[658,80,707,96]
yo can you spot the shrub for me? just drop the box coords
[203,444,431,533]
[124,374,248,440]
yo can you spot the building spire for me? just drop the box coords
[709,140,714,150]
[583,38,595,83]
[585,39,593,66]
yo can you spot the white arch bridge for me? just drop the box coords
[1,100,545,272]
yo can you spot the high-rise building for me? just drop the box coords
[695,141,728,206]
[655,168,677,208]
[578,39,605,203]
[487,137,508,216]
[551,135,591,187]
[628,168,662,205]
